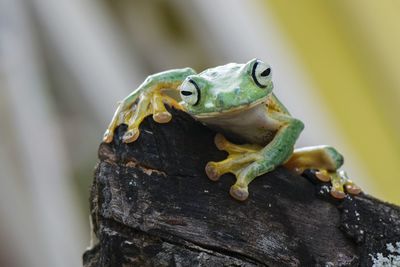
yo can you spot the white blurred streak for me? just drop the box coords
[190,0,372,190]
[28,0,143,123]
[0,0,85,266]
[0,143,43,267]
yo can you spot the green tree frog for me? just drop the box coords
[103,59,361,201]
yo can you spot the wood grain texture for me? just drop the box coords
[83,108,400,267]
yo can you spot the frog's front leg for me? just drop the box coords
[103,68,196,143]
[206,113,304,201]
[206,134,263,181]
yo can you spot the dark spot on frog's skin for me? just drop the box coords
[210,71,218,77]
[234,88,240,94]
[218,97,224,106]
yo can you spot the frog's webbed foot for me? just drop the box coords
[103,68,196,143]
[206,134,263,201]
[103,91,182,143]
[314,169,361,199]
[121,92,180,143]
[283,146,362,199]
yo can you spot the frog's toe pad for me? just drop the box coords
[230,185,249,201]
[330,189,346,199]
[103,129,114,143]
[345,184,362,195]
[153,111,172,123]
[205,162,221,181]
[122,129,140,143]
[214,133,227,151]
[315,170,331,182]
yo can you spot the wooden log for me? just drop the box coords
[83,108,400,267]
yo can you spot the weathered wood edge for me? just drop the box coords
[83,108,400,267]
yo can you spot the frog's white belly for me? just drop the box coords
[194,103,280,146]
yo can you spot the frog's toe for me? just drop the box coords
[205,162,221,181]
[230,184,249,201]
[122,129,140,143]
[345,183,362,195]
[315,169,331,182]
[103,129,114,143]
[153,111,172,123]
[326,170,362,199]
[214,133,228,151]
[330,188,346,199]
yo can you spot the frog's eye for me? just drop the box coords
[251,60,272,88]
[180,79,200,105]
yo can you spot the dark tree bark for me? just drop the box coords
[83,108,400,267]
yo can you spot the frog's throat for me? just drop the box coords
[191,96,269,119]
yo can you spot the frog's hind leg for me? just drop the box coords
[283,146,361,199]
[283,146,343,175]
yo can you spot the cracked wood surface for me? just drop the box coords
[83,108,400,267]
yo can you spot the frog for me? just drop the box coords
[103,59,361,201]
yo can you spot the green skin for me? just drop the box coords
[103,59,361,201]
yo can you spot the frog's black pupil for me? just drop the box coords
[261,68,271,77]
[181,91,192,96]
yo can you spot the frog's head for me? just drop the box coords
[179,59,273,118]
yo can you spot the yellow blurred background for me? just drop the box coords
[0,0,399,266]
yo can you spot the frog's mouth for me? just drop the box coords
[192,96,269,119]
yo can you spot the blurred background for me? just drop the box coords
[1,0,399,266]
